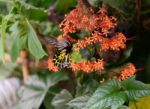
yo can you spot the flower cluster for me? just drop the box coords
[118,63,137,80]
[60,6,116,34]
[47,58,59,72]
[60,4,117,44]
[100,33,126,51]
[75,32,126,51]
[70,60,105,72]
[74,35,101,50]
[47,2,136,81]
[60,2,126,52]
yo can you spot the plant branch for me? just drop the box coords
[20,50,30,82]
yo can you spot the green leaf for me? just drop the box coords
[52,89,73,109]
[10,21,27,62]
[76,78,99,96]
[0,62,17,80]
[70,51,82,63]
[101,0,126,9]
[22,8,48,21]
[0,0,13,4]
[67,95,90,109]
[25,0,55,9]
[121,44,133,62]
[11,36,27,61]
[84,80,127,109]
[55,0,77,14]
[121,77,150,101]
[16,0,48,21]
[118,106,130,109]
[26,19,47,59]
[16,71,68,109]
[44,86,61,109]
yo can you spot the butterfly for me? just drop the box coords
[45,37,72,69]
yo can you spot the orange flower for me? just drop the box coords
[60,5,116,35]
[110,33,126,50]
[97,16,117,35]
[118,63,136,80]
[100,33,127,51]
[93,60,105,71]
[74,32,126,51]
[47,58,59,72]
[70,60,105,72]
[74,34,102,51]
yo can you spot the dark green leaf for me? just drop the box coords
[55,0,77,14]
[76,79,99,96]
[26,0,55,8]
[44,86,61,109]
[26,19,47,59]
[121,77,150,101]
[16,0,48,21]
[16,71,68,109]
[67,95,90,109]
[121,44,133,62]
[84,80,127,109]
[52,89,73,109]
[101,0,126,9]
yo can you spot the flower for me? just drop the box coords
[118,63,137,80]
[110,33,126,50]
[60,6,116,36]
[74,32,126,51]
[74,34,102,51]
[47,58,59,72]
[100,33,127,51]
[70,60,105,72]
[93,59,105,71]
